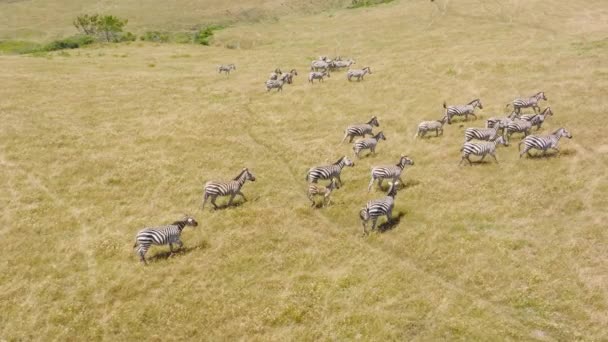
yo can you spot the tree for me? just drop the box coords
[72,14,128,42]
[73,14,99,35]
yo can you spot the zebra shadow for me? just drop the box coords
[378,212,405,233]
[147,241,209,263]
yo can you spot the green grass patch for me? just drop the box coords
[348,0,395,9]
[0,40,40,54]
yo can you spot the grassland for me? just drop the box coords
[1,0,608,340]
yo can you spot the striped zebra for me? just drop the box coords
[133,216,198,265]
[265,79,284,92]
[459,136,508,166]
[342,116,380,143]
[202,168,256,210]
[360,181,399,235]
[269,68,282,80]
[279,69,298,84]
[520,107,553,130]
[307,178,340,207]
[347,67,371,81]
[331,59,355,70]
[444,99,483,124]
[218,64,236,74]
[505,119,533,141]
[414,116,448,138]
[306,156,355,186]
[309,71,330,83]
[507,91,547,114]
[311,60,330,72]
[485,115,517,131]
[368,155,414,192]
[519,127,572,158]
[464,122,505,142]
[353,131,386,158]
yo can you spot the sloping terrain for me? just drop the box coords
[1,0,607,340]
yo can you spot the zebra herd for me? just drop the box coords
[133,63,575,263]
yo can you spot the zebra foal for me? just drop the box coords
[519,127,572,158]
[353,131,386,158]
[342,116,380,143]
[460,136,508,165]
[347,67,371,81]
[444,99,483,124]
[306,156,355,186]
[368,155,414,192]
[309,71,330,83]
[202,168,256,210]
[360,181,399,235]
[414,116,447,138]
[307,178,339,207]
[133,216,198,265]
[218,64,236,74]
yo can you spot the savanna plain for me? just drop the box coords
[1,0,608,340]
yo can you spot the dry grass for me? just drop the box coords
[1,0,608,340]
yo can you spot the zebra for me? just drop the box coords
[265,79,284,92]
[459,136,508,166]
[353,131,386,158]
[414,116,448,139]
[464,122,505,142]
[133,216,198,265]
[347,67,371,81]
[485,115,517,133]
[218,64,236,74]
[306,156,355,186]
[443,99,483,124]
[307,178,340,207]
[279,69,298,84]
[308,71,330,83]
[520,107,553,130]
[519,127,572,158]
[342,116,380,143]
[507,91,547,114]
[368,155,414,192]
[331,59,355,70]
[360,181,399,235]
[505,119,533,141]
[202,168,256,210]
[311,60,330,72]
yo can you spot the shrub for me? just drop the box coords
[73,14,128,42]
[140,31,170,43]
[193,25,223,46]
[348,0,394,9]
[44,35,95,51]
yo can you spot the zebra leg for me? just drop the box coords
[377,178,383,189]
[470,113,477,121]
[336,175,343,187]
[138,248,148,265]
[368,177,375,192]
[480,154,487,162]
[227,193,238,206]
[169,243,173,252]
[371,218,378,231]
[177,240,183,249]
[491,153,499,163]
[466,156,473,166]
[341,133,349,143]
[308,193,316,207]
[210,195,219,209]
[201,194,209,209]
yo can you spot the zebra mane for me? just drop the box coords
[552,127,564,135]
[171,219,187,227]
[541,107,551,115]
[468,99,480,105]
[334,156,345,165]
[233,168,248,180]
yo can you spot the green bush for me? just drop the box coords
[348,0,394,9]
[44,35,95,51]
[118,32,137,42]
[140,31,170,43]
[193,25,223,46]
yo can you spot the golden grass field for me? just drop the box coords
[1,0,608,340]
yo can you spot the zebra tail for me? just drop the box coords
[442,101,447,109]
[133,241,138,248]
[505,103,511,108]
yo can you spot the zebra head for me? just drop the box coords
[368,116,380,127]
[397,155,415,168]
[176,215,198,228]
[439,116,448,125]
[536,91,547,101]
[554,128,572,139]
[541,107,553,117]
[374,131,386,141]
[363,67,372,74]
[235,168,256,182]
[469,99,483,109]
[290,69,298,76]
[338,156,355,167]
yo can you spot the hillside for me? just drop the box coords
[1,0,608,340]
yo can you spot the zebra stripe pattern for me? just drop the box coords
[444,99,483,124]
[279,69,298,84]
[464,122,504,142]
[368,155,414,192]
[202,168,256,210]
[505,119,533,140]
[347,67,371,81]
[460,136,508,165]
[265,79,284,92]
[519,127,572,158]
[520,107,553,130]
[307,156,355,185]
[133,216,198,265]
[218,64,236,74]
[307,178,340,207]
[342,116,380,143]
[360,181,399,234]
[507,91,547,114]
[309,71,330,83]
[414,116,447,139]
[353,131,386,158]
